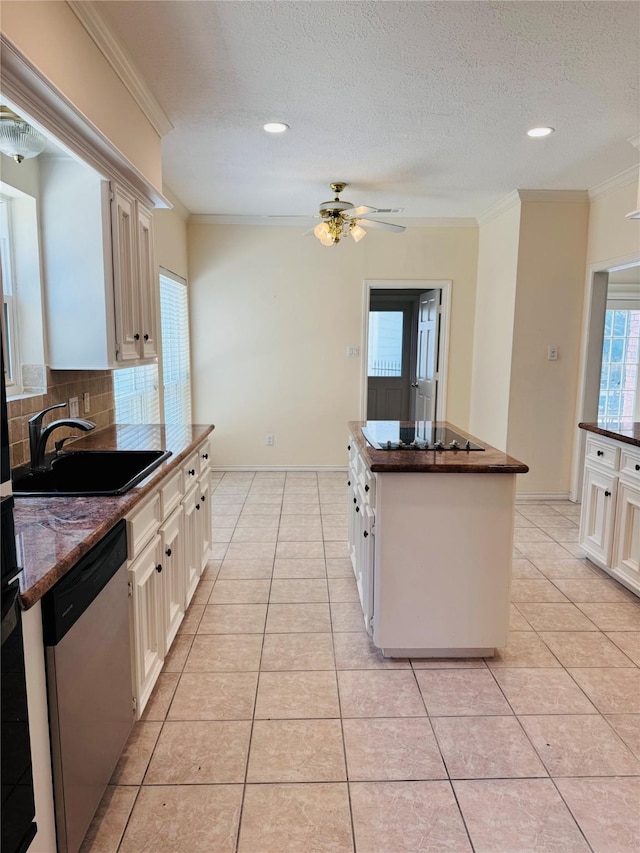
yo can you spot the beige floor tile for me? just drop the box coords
[516,542,575,560]
[343,718,446,781]
[239,504,281,517]
[209,578,271,604]
[238,783,352,853]
[543,527,580,544]
[350,781,471,853]
[493,668,597,714]
[338,670,426,718]
[454,778,590,853]
[209,543,228,560]
[265,601,332,632]
[322,526,348,542]
[280,503,321,516]
[326,558,354,578]
[519,714,640,776]
[161,634,194,673]
[177,604,205,634]
[487,631,560,668]
[269,577,329,603]
[511,558,545,578]
[555,778,640,853]
[516,602,598,631]
[201,560,222,581]
[328,577,360,603]
[190,580,214,604]
[198,603,267,634]
[510,578,569,602]
[605,714,640,757]
[432,716,547,779]
[247,718,346,782]
[278,513,322,527]
[553,577,635,603]
[168,672,258,720]
[606,631,640,665]
[243,494,283,506]
[254,670,340,718]
[211,528,233,543]
[184,634,263,672]
[275,540,324,558]
[210,503,244,516]
[333,632,410,669]
[539,631,636,667]
[217,558,273,580]
[119,784,242,853]
[110,722,162,785]
[224,541,276,560]
[79,786,138,853]
[567,667,640,713]
[420,669,511,717]
[411,657,488,668]
[325,541,350,559]
[509,603,534,631]
[331,601,367,632]
[272,557,327,578]
[230,525,278,543]
[141,673,179,721]
[576,602,640,631]
[260,632,335,670]
[144,720,251,784]
[234,514,279,528]
[514,528,554,543]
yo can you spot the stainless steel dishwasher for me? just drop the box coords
[41,520,132,853]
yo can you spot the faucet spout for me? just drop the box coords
[28,404,96,471]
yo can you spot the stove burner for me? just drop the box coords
[362,425,484,452]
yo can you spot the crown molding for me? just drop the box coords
[477,191,521,226]
[67,0,173,138]
[162,186,190,222]
[627,132,640,151]
[517,189,589,203]
[588,166,638,201]
[188,214,477,227]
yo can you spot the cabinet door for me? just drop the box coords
[579,466,617,566]
[612,483,640,594]
[347,475,358,573]
[129,533,164,717]
[196,475,211,573]
[357,504,375,634]
[183,487,200,607]
[111,184,140,362]
[160,506,185,653]
[137,203,159,359]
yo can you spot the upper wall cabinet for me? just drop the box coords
[39,156,159,370]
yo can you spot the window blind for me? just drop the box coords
[160,273,192,424]
[113,363,160,424]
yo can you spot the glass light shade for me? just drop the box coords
[0,113,46,163]
[263,122,289,133]
[320,233,335,246]
[351,223,367,243]
[314,222,330,239]
[526,126,554,138]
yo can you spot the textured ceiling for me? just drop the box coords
[97,0,640,219]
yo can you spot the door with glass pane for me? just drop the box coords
[414,290,440,423]
[599,307,640,425]
[367,302,412,420]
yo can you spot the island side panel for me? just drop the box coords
[372,472,515,656]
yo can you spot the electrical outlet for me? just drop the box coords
[83,392,91,413]
[69,396,79,417]
[265,434,274,446]
[547,345,558,361]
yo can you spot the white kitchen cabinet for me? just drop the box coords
[347,438,376,631]
[197,474,212,570]
[159,505,185,653]
[579,431,639,595]
[182,485,200,607]
[128,532,164,715]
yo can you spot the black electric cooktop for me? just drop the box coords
[361,421,484,452]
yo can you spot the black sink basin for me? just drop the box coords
[13,450,172,496]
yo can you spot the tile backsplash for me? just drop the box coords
[7,369,115,469]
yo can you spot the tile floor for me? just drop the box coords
[82,472,640,853]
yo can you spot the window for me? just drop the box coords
[160,271,192,424]
[114,363,160,424]
[599,307,640,423]
[368,311,403,377]
[0,197,19,388]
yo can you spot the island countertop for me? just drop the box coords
[12,423,214,609]
[578,421,640,448]
[349,420,529,473]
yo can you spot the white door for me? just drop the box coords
[413,290,440,422]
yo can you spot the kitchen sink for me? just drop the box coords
[13,450,172,497]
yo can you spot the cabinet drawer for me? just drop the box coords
[620,447,640,484]
[127,492,161,560]
[197,438,212,475]
[585,437,619,471]
[159,468,183,518]
[183,452,199,488]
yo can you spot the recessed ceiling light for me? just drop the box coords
[527,126,554,138]
[263,122,289,134]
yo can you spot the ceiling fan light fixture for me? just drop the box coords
[0,106,46,164]
[527,126,554,138]
[263,122,289,134]
[350,223,366,243]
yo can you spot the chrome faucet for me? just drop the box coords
[28,402,96,472]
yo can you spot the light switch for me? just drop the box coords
[69,396,79,417]
[347,346,360,357]
[547,345,558,361]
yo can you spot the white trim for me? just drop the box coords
[361,279,451,424]
[162,187,190,222]
[588,166,638,201]
[0,34,169,209]
[518,189,589,204]
[211,466,348,473]
[67,1,173,137]
[188,214,477,228]
[627,132,640,151]
[477,191,520,227]
[159,267,187,287]
[515,492,573,502]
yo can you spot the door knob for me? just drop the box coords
[411,382,418,388]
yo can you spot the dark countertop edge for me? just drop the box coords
[16,424,214,610]
[578,422,640,448]
[349,421,529,474]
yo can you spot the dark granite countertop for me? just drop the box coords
[349,421,528,473]
[578,422,640,448]
[13,423,214,609]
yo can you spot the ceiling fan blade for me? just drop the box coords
[358,219,406,232]
[343,205,378,218]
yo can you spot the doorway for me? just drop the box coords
[362,280,451,423]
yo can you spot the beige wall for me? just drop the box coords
[2,1,162,189]
[189,223,478,467]
[508,200,589,496]
[586,179,640,266]
[154,206,189,281]
[470,203,521,450]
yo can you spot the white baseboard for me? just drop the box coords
[515,492,574,502]
[210,465,349,473]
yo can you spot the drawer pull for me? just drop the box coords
[143,333,149,341]
[201,495,206,503]
[355,506,360,513]
[363,530,368,538]
[596,450,604,457]
[347,480,351,486]
[365,485,370,492]
[353,497,357,504]
[202,453,209,460]
[134,333,140,341]
[636,464,640,471]
[604,490,611,497]
[189,468,196,476]
[155,563,163,573]
[165,547,172,557]
[347,444,351,451]
[195,503,201,511]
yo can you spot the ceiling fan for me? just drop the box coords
[312,182,406,245]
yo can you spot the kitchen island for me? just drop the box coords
[348,420,528,658]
